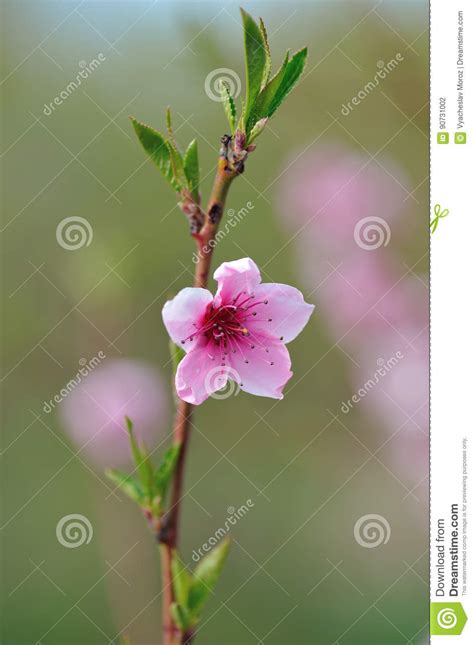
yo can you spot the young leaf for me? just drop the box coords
[266,47,307,118]
[125,417,153,496]
[246,51,289,133]
[170,603,191,631]
[166,140,186,189]
[166,106,174,139]
[247,117,268,145]
[183,139,200,202]
[188,538,231,620]
[220,81,237,134]
[259,18,272,88]
[171,551,192,609]
[155,444,180,497]
[241,9,267,125]
[105,468,145,505]
[130,117,181,192]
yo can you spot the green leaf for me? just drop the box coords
[220,81,237,134]
[266,47,307,118]
[166,106,173,139]
[130,117,181,192]
[170,603,191,631]
[166,140,186,189]
[105,468,145,504]
[155,444,180,497]
[183,139,200,202]
[125,417,153,496]
[247,117,268,145]
[171,551,192,609]
[259,18,272,88]
[245,47,307,136]
[246,51,289,133]
[241,8,267,126]
[188,538,231,620]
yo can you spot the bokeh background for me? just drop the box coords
[1,1,429,643]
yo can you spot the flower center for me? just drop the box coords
[180,290,272,351]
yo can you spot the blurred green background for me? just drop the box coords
[1,1,429,643]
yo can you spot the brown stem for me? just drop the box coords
[159,156,238,644]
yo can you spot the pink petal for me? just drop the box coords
[175,340,229,404]
[214,258,261,303]
[249,283,314,343]
[228,334,293,399]
[162,287,213,352]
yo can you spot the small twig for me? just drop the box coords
[159,148,239,644]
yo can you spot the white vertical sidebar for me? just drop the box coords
[431,0,473,640]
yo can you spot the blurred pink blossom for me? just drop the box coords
[60,359,168,468]
[277,143,427,489]
[352,324,428,437]
[312,259,428,346]
[279,145,410,253]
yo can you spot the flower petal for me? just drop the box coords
[228,335,292,399]
[249,283,314,343]
[162,287,213,352]
[175,341,229,404]
[214,258,261,303]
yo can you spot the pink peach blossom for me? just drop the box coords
[162,258,314,404]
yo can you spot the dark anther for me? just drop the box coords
[209,203,223,224]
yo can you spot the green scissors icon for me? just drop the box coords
[430,204,449,234]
